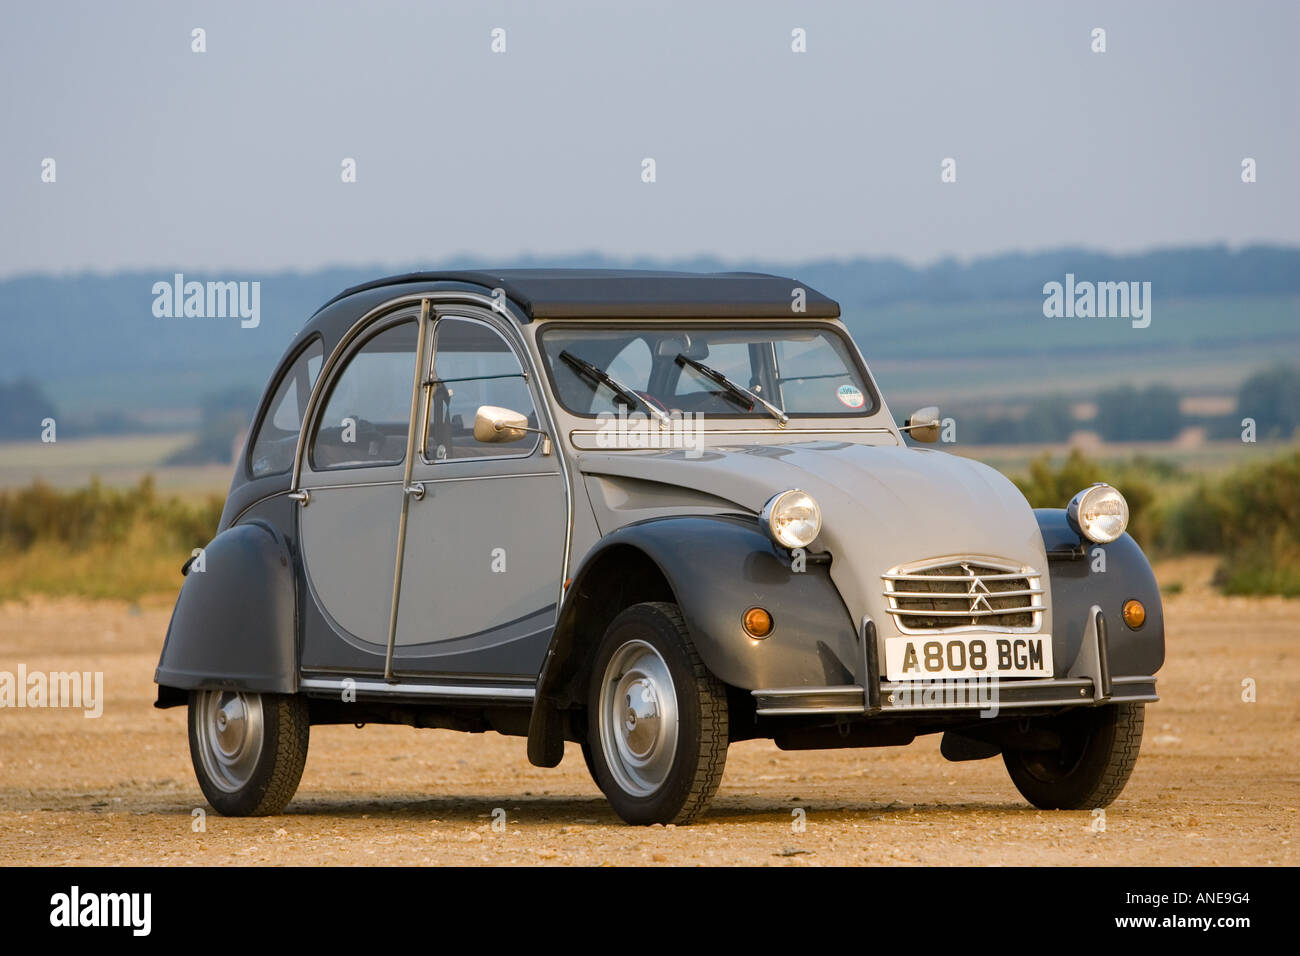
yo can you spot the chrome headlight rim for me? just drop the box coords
[1067,482,1130,544]
[760,489,822,549]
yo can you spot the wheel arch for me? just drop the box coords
[525,539,675,765]
[526,514,859,767]
[1034,508,1165,679]
[154,520,298,706]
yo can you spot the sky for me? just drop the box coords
[1,0,1297,278]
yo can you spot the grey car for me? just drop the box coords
[155,269,1164,825]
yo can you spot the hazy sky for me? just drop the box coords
[2,0,1296,278]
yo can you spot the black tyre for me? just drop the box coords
[1003,702,1145,810]
[580,739,599,783]
[585,602,728,825]
[188,690,310,816]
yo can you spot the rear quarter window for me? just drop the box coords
[248,338,324,478]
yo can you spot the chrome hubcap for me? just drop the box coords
[599,640,678,796]
[195,690,264,792]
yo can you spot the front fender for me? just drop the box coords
[1035,508,1165,679]
[527,514,859,765]
[154,520,298,702]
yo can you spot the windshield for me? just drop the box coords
[539,325,877,419]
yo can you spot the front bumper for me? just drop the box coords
[752,604,1158,717]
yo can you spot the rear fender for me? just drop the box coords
[154,520,297,704]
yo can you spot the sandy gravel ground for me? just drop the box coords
[1,557,1296,866]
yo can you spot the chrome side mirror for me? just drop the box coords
[901,405,941,443]
[474,405,531,443]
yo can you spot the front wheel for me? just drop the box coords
[1003,702,1145,810]
[585,602,728,825]
[188,689,310,816]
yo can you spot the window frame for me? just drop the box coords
[306,316,421,474]
[418,313,541,465]
[536,320,881,421]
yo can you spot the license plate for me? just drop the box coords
[884,634,1053,680]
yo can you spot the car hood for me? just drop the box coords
[577,441,1051,636]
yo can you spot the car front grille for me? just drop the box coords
[882,559,1044,633]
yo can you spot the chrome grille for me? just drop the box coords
[883,559,1043,634]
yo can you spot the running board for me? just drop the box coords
[299,676,535,702]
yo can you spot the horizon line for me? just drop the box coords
[3,240,1298,284]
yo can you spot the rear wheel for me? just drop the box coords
[1003,702,1144,810]
[585,602,728,825]
[188,690,310,816]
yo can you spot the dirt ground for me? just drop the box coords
[1,556,1295,866]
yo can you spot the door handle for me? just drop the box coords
[404,482,426,501]
[288,490,310,505]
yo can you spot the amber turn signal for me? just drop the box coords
[743,607,774,638]
[1122,599,1146,629]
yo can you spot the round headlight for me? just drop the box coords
[1067,483,1129,544]
[761,489,822,549]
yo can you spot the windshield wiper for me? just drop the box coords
[675,354,788,426]
[559,350,671,427]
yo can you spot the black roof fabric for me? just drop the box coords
[315,269,840,320]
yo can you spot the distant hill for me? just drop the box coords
[1,245,1297,435]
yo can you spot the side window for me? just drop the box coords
[310,321,418,470]
[248,338,324,478]
[425,317,536,461]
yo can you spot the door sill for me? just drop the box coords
[298,674,535,702]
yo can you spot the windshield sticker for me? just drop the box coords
[836,384,865,409]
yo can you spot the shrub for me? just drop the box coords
[1010,447,1300,596]
[1010,448,1161,547]
[1168,450,1300,596]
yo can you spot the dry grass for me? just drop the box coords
[0,478,221,601]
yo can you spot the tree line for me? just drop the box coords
[958,364,1298,444]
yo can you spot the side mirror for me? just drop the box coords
[474,405,530,443]
[902,406,941,443]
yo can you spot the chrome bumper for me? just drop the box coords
[752,605,1158,717]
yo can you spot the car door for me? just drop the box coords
[296,310,425,662]
[391,311,568,678]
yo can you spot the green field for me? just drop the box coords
[849,293,1300,410]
